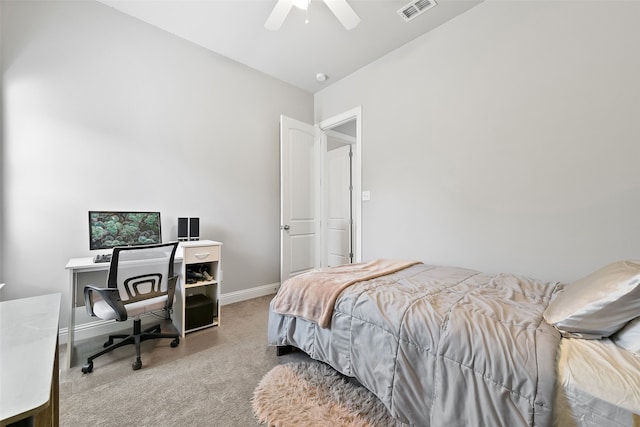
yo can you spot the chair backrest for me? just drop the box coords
[107,242,179,306]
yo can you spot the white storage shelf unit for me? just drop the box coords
[174,240,222,336]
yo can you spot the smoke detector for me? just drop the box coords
[398,0,437,22]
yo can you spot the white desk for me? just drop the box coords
[64,240,220,369]
[1,293,61,427]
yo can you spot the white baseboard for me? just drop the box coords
[58,282,281,345]
[219,282,280,306]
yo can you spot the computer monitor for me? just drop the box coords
[89,211,162,250]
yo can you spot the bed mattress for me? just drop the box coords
[269,262,640,426]
[269,263,562,426]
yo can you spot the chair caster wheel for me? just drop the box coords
[82,362,93,373]
[132,360,142,370]
[171,338,180,348]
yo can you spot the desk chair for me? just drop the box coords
[82,242,180,373]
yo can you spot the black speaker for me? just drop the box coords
[189,217,200,241]
[178,217,188,241]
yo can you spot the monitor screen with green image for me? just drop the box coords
[88,211,162,250]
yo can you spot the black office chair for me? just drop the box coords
[82,242,180,373]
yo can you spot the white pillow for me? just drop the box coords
[612,317,640,357]
[543,260,640,339]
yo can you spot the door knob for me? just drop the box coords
[282,225,290,230]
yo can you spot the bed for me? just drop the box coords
[267,259,640,426]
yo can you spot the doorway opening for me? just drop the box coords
[319,107,362,268]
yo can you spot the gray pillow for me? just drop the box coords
[612,317,640,357]
[543,260,640,339]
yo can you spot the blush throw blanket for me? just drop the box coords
[272,259,422,328]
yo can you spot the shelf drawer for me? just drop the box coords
[184,245,220,264]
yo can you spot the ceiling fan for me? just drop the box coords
[265,0,361,31]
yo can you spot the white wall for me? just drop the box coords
[315,0,640,283]
[1,0,313,325]
[0,0,4,284]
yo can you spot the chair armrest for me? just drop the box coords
[166,275,178,310]
[83,285,127,321]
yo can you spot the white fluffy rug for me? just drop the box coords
[252,361,406,427]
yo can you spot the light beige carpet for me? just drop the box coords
[252,361,406,427]
[59,295,309,427]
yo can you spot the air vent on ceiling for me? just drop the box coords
[398,0,437,22]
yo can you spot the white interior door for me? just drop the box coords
[325,143,352,267]
[280,115,318,282]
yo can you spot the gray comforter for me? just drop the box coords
[268,264,562,426]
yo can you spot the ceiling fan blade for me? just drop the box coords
[265,0,294,31]
[323,0,361,30]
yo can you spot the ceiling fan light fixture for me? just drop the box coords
[293,0,309,10]
[265,0,360,31]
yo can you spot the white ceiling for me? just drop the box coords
[98,0,482,93]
